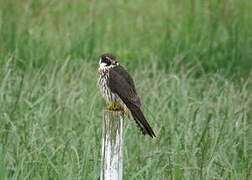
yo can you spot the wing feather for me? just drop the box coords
[109,65,141,106]
[108,66,156,137]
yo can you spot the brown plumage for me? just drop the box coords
[108,66,155,137]
[98,53,155,138]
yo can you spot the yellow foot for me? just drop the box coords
[106,101,124,111]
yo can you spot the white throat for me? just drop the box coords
[98,59,119,73]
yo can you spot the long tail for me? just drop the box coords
[126,103,156,138]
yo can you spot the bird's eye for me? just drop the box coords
[103,57,111,65]
[106,60,111,66]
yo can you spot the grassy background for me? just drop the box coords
[0,0,252,179]
[1,0,252,76]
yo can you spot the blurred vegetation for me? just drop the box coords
[0,0,251,77]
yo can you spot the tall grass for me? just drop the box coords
[0,59,251,179]
[0,0,251,76]
[0,0,252,179]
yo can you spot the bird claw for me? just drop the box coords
[106,102,123,111]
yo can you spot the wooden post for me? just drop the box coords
[101,110,123,180]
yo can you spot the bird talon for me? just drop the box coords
[106,102,118,111]
[106,102,124,111]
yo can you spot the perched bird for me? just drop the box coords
[98,53,156,138]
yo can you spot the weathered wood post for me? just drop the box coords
[101,110,123,180]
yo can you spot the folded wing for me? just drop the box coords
[108,66,156,137]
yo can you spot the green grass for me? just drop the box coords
[0,0,252,179]
[0,0,251,76]
[0,60,251,179]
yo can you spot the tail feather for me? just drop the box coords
[127,103,156,138]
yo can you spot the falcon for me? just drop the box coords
[98,53,156,138]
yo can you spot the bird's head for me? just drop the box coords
[99,53,119,71]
